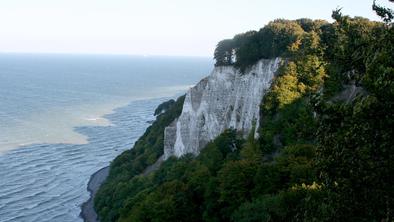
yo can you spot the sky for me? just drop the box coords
[0,0,391,57]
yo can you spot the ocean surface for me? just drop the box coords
[0,54,212,222]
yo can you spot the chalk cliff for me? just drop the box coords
[164,58,281,159]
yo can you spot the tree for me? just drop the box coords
[214,39,235,66]
[373,0,394,23]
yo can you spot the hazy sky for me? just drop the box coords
[0,0,391,56]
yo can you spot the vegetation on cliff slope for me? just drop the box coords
[96,2,393,221]
[94,95,185,221]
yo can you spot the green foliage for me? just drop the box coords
[103,129,318,222]
[214,39,235,66]
[316,97,393,221]
[231,195,281,222]
[313,7,394,221]
[214,19,329,71]
[258,25,326,153]
[117,130,246,222]
[153,99,175,116]
[373,0,394,23]
[94,95,185,222]
[96,3,393,221]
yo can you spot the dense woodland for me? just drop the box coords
[95,2,393,222]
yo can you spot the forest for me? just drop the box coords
[95,2,393,222]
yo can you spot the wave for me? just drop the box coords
[0,98,169,222]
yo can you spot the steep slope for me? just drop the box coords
[164,58,281,159]
[95,5,393,221]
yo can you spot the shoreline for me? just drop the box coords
[80,166,110,222]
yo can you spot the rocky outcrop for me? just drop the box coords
[331,82,366,103]
[163,58,281,159]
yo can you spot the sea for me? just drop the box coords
[0,53,212,222]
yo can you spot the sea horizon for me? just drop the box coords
[0,52,212,59]
[0,53,212,154]
[0,54,212,221]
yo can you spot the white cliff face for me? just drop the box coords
[164,58,281,159]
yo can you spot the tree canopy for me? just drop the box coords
[95,2,393,221]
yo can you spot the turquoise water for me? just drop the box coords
[0,54,212,221]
